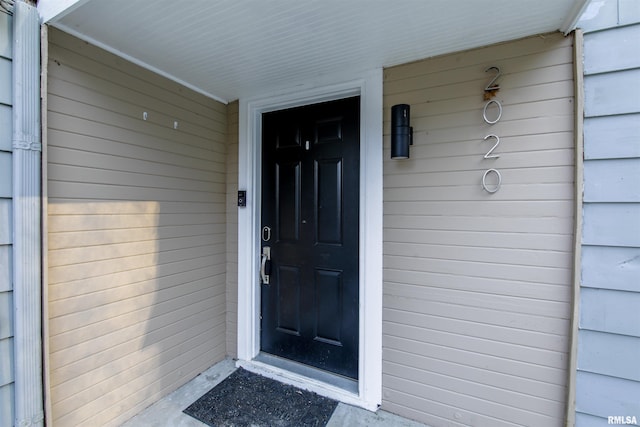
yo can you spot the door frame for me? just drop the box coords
[236,70,383,410]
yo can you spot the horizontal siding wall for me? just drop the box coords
[576,1,640,425]
[46,28,228,426]
[0,9,13,427]
[382,32,575,426]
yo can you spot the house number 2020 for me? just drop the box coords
[481,66,502,193]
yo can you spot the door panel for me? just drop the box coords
[261,96,360,379]
[316,158,343,244]
[276,161,301,242]
[277,265,301,335]
[314,268,343,345]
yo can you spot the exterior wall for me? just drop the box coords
[0,9,13,427]
[46,28,228,426]
[226,101,238,358]
[382,32,575,426]
[575,1,640,425]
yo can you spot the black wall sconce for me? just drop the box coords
[391,104,413,159]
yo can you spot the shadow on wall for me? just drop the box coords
[47,196,227,425]
[44,23,232,425]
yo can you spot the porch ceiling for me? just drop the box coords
[39,0,589,103]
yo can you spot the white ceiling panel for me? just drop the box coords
[42,0,589,102]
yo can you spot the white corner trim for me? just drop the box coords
[565,29,584,427]
[12,2,44,427]
[237,69,383,410]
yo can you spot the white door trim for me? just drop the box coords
[237,70,383,410]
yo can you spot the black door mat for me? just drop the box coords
[183,368,339,427]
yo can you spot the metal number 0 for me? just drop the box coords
[482,169,502,193]
[483,99,502,124]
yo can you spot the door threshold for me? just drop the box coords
[237,354,375,411]
[255,353,358,393]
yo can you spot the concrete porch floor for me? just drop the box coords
[120,358,427,427]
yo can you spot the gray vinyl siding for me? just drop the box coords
[382,32,575,426]
[0,10,13,427]
[46,28,228,426]
[575,1,640,425]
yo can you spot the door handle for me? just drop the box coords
[260,246,271,284]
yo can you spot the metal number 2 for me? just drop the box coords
[483,134,500,159]
[484,66,501,91]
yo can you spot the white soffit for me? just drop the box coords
[41,0,589,103]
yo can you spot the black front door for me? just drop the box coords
[260,96,360,379]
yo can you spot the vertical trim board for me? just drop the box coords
[0,13,12,427]
[226,101,239,358]
[12,2,44,427]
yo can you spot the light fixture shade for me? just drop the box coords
[391,104,412,159]
[391,127,411,159]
